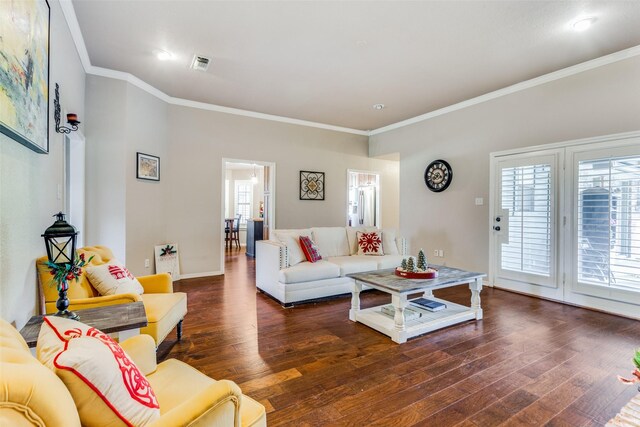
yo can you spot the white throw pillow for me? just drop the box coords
[356,231,385,256]
[37,316,160,427]
[273,229,312,266]
[381,229,400,255]
[86,260,144,296]
[346,226,378,255]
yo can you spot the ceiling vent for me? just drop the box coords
[191,55,211,72]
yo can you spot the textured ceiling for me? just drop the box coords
[73,1,640,131]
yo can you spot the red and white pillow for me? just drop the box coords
[86,260,144,296]
[37,316,160,426]
[357,231,384,256]
[299,235,322,263]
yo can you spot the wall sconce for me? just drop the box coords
[54,83,80,134]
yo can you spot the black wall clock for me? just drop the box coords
[424,159,453,192]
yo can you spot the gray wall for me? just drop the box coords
[85,77,400,277]
[369,55,640,274]
[0,0,86,327]
[85,76,169,276]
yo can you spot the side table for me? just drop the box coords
[19,301,148,354]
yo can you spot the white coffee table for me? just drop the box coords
[348,267,485,344]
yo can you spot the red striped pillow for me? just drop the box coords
[299,235,322,263]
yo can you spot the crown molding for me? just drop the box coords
[58,0,368,136]
[369,44,640,136]
[60,0,640,139]
[59,0,91,72]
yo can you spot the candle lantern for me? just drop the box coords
[42,212,79,319]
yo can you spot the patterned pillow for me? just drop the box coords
[299,235,322,263]
[357,231,384,256]
[86,260,144,296]
[37,316,160,426]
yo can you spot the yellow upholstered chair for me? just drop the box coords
[0,318,267,426]
[36,245,187,346]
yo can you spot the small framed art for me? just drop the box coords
[300,171,325,200]
[136,152,160,181]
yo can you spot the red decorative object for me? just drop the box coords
[395,267,438,279]
[85,328,159,408]
[299,235,322,263]
[108,264,134,281]
[357,231,384,255]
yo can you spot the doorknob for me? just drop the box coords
[493,226,501,231]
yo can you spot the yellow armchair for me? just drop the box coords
[0,319,266,426]
[36,246,187,345]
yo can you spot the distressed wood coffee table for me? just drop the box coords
[347,267,485,344]
[20,301,148,352]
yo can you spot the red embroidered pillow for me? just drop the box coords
[86,260,144,296]
[37,316,160,426]
[357,231,384,256]
[299,235,322,263]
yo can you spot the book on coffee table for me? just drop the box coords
[380,305,422,321]
[411,298,447,312]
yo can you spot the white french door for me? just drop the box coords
[565,141,640,309]
[491,151,562,300]
[491,132,640,317]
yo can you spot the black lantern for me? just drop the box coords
[42,212,79,320]
[42,212,78,266]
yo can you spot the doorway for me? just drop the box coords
[489,132,640,317]
[347,170,380,227]
[221,159,276,273]
[64,133,85,247]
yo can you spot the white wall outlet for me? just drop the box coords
[438,249,444,257]
[144,259,150,268]
[433,249,438,257]
[475,197,484,206]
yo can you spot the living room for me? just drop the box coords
[2,1,640,426]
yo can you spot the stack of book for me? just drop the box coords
[380,305,422,321]
[411,298,447,312]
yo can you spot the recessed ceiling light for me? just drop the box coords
[373,104,385,110]
[572,16,597,32]
[155,50,175,61]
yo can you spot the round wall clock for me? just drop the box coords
[424,159,453,192]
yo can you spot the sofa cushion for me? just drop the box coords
[37,316,160,427]
[272,229,312,243]
[327,256,378,276]
[346,226,378,255]
[374,255,405,270]
[299,236,322,263]
[141,292,188,345]
[357,231,384,256]
[86,260,144,296]
[311,227,350,258]
[272,229,312,266]
[381,229,400,255]
[278,261,340,284]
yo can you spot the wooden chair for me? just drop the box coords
[232,214,241,249]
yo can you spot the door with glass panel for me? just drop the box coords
[566,144,640,304]
[492,152,562,299]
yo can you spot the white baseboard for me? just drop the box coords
[177,271,223,280]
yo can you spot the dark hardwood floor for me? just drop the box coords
[160,249,639,426]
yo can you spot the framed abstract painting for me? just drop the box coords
[0,0,50,154]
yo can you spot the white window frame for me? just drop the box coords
[234,180,253,228]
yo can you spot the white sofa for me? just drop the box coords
[256,226,407,306]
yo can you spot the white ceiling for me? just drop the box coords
[72,1,640,131]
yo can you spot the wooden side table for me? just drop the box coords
[20,301,148,353]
